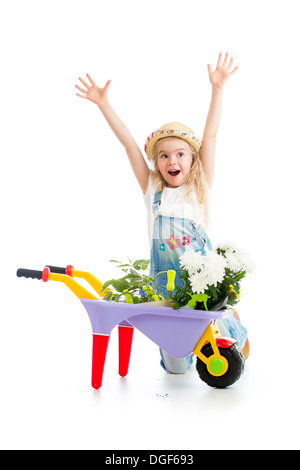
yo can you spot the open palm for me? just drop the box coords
[208,52,237,89]
[75,74,111,106]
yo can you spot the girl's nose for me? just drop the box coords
[168,154,177,164]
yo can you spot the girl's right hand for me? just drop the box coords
[75,74,111,107]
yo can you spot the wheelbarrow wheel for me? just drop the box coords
[196,343,245,388]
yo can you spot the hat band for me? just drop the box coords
[144,129,202,153]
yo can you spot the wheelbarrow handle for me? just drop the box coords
[17,267,97,299]
[45,265,105,297]
[45,265,74,276]
[16,268,49,282]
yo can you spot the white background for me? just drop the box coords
[1,0,300,450]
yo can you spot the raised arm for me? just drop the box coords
[75,74,149,193]
[201,53,238,188]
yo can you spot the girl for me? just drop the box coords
[75,52,248,374]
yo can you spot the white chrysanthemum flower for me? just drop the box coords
[179,249,205,275]
[190,271,210,294]
[235,247,256,273]
[215,242,256,273]
[188,251,226,293]
[202,251,226,286]
[222,250,242,272]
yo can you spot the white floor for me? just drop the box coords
[1,276,299,450]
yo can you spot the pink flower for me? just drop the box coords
[182,236,190,246]
[167,235,181,250]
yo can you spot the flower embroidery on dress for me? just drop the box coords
[159,243,165,251]
[167,235,181,250]
[182,236,190,246]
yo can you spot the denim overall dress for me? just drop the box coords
[150,191,248,374]
[150,191,212,374]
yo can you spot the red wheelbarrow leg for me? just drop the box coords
[118,325,134,377]
[91,334,110,389]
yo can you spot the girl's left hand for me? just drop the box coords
[207,52,238,89]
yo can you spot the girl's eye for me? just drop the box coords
[178,152,184,157]
[160,154,168,159]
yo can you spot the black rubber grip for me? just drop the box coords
[16,268,43,280]
[45,265,66,274]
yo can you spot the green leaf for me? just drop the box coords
[130,268,141,276]
[234,271,246,282]
[127,281,143,290]
[102,291,113,301]
[208,285,219,300]
[101,279,114,291]
[132,259,150,270]
[172,301,180,310]
[111,279,130,292]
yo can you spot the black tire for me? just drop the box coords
[196,343,245,388]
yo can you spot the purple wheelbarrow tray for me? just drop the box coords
[82,299,225,358]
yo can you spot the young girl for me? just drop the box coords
[75,52,248,374]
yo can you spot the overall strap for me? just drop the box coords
[152,192,162,214]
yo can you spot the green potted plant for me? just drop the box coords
[101,258,164,303]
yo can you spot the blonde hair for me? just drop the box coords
[152,136,210,227]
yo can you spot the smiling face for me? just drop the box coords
[156,138,194,188]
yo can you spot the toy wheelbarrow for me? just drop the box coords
[16,265,245,389]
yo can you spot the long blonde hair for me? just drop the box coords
[151,136,210,227]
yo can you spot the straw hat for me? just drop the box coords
[144,122,202,160]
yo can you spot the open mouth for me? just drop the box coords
[168,170,180,177]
